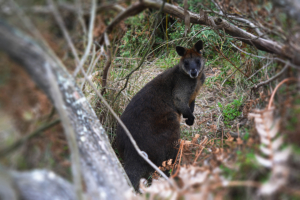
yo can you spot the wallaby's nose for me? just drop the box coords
[191,69,197,77]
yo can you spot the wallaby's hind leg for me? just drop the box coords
[189,100,195,113]
[124,155,151,191]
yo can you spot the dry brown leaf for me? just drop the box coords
[236,137,243,145]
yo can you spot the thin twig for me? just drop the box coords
[81,45,104,90]
[204,3,265,37]
[9,0,71,71]
[230,42,300,69]
[246,59,273,81]
[0,119,60,158]
[73,0,97,77]
[101,33,112,95]
[9,0,53,53]
[268,77,298,109]
[202,34,254,84]
[75,0,87,39]
[216,46,254,84]
[252,62,289,89]
[193,146,205,164]
[221,62,244,86]
[171,140,182,175]
[98,1,147,44]
[48,0,80,64]
[81,45,96,89]
[171,140,184,178]
[46,106,56,121]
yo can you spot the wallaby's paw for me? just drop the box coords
[185,117,194,126]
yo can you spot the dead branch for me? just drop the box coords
[203,5,266,38]
[99,0,300,66]
[230,42,300,69]
[73,0,97,77]
[75,0,87,37]
[85,1,126,17]
[252,62,289,89]
[0,119,60,158]
[268,78,298,109]
[98,1,147,44]
[26,1,125,16]
[101,33,112,95]
[81,46,104,90]
[202,34,254,84]
[0,20,130,199]
[221,62,244,86]
[48,0,80,65]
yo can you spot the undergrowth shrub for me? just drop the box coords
[218,97,243,127]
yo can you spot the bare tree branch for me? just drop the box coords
[81,45,104,90]
[48,0,80,65]
[73,0,97,76]
[252,62,289,89]
[0,119,60,158]
[75,0,87,37]
[230,42,300,69]
[101,33,112,95]
[98,1,147,44]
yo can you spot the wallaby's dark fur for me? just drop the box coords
[116,40,206,190]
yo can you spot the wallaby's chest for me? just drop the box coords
[188,73,204,104]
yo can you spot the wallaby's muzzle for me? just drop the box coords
[190,68,199,78]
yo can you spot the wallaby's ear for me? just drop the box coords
[176,46,186,56]
[194,40,203,53]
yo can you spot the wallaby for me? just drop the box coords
[116,40,206,190]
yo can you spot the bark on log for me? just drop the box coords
[1,164,76,200]
[11,170,76,200]
[1,167,77,200]
[0,20,131,200]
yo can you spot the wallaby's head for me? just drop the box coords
[176,40,205,79]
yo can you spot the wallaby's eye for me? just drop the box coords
[196,59,200,64]
[184,61,189,66]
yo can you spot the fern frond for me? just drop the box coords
[249,108,291,195]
